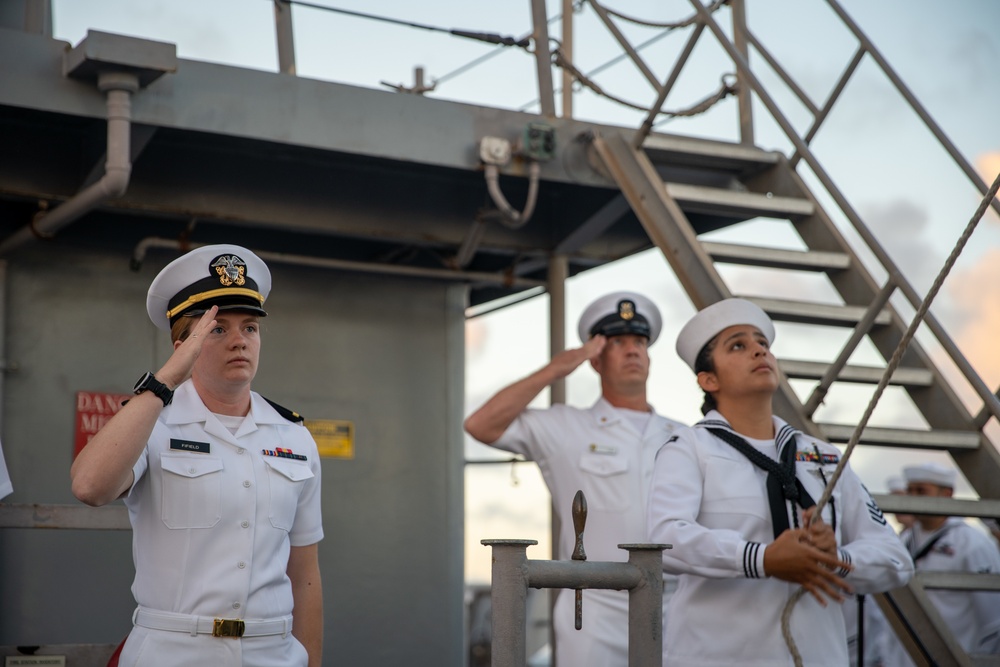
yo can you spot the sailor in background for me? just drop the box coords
[647,298,913,667]
[71,244,323,667]
[465,291,684,667]
[881,462,1000,666]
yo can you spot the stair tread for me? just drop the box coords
[741,296,892,327]
[666,182,814,219]
[818,423,981,449]
[872,494,1000,520]
[778,359,934,386]
[703,241,850,271]
[641,133,779,173]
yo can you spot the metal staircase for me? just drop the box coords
[588,125,1000,666]
[530,0,1000,661]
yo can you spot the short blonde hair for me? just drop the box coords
[170,315,195,344]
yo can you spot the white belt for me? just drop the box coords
[133,607,292,638]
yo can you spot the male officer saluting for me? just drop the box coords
[465,291,683,667]
[72,245,323,667]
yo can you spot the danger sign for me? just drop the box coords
[74,391,132,458]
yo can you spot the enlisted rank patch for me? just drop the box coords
[211,254,247,287]
[170,438,211,454]
[262,447,307,461]
[865,497,887,525]
[795,450,839,464]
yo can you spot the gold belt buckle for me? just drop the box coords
[212,618,245,638]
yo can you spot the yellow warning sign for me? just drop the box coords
[305,420,355,459]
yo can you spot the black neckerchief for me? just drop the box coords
[907,524,953,562]
[703,420,816,539]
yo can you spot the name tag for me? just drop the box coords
[589,443,617,455]
[170,438,211,454]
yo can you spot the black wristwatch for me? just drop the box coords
[133,371,174,407]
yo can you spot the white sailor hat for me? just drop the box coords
[577,291,661,345]
[146,244,271,331]
[886,475,907,493]
[902,462,956,489]
[675,298,775,371]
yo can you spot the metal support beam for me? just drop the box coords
[529,0,556,117]
[548,255,568,405]
[274,0,297,75]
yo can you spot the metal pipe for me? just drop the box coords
[0,71,138,257]
[730,0,754,145]
[561,0,573,118]
[803,278,897,417]
[529,0,556,117]
[274,0,297,75]
[484,161,542,228]
[131,237,547,289]
[485,539,534,667]
[548,254,568,405]
[633,23,705,149]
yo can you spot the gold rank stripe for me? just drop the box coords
[166,287,264,319]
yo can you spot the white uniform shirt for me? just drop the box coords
[126,381,324,620]
[882,518,1000,666]
[0,439,11,500]
[647,412,913,667]
[491,397,683,666]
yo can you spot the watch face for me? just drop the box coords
[134,372,152,394]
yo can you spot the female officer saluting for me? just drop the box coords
[71,245,323,667]
[647,298,912,667]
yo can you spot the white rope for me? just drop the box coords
[780,170,1000,665]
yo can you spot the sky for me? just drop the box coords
[51,0,1000,584]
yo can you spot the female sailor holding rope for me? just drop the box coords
[647,298,913,666]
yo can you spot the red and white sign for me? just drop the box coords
[74,390,132,458]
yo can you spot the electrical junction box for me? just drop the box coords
[479,136,512,166]
[522,123,556,161]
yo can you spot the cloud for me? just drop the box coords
[947,248,1000,389]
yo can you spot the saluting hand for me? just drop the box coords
[155,305,219,390]
[548,335,607,379]
[763,527,853,606]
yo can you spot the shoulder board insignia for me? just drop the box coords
[263,396,304,423]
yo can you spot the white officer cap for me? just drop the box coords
[902,462,956,489]
[886,475,907,493]
[675,298,775,371]
[146,244,271,331]
[577,291,662,345]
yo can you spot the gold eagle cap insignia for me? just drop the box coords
[211,254,248,287]
[618,300,635,321]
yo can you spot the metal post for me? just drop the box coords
[561,0,574,118]
[548,255,568,405]
[730,0,754,145]
[623,545,665,667]
[529,0,556,117]
[482,539,535,667]
[274,0,297,75]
